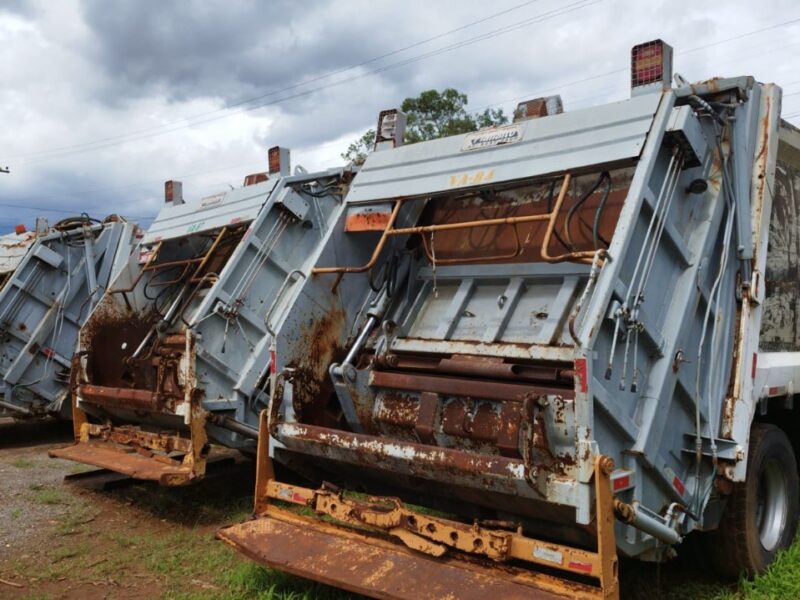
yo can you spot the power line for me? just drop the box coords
[3,128,360,205]
[5,159,267,205]
[1,0,550,162]
[6,8,800,169]
[6,11,800,218]
[8,0,601,166]
[0,201,153,220]
[471,16,800,115]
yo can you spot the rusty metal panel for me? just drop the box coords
[218,509,596,600]
[344,202,395,232]
[49,442,195,486]
[347,93,661,203]
[59,168,349,484]
[760,158,800,351]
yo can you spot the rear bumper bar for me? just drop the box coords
[273,422,582,508]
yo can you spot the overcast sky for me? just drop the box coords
[1,0,798,231]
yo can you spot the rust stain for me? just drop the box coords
[345,211,393,232]
[287,306,346,425]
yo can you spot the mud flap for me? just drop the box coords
[220,506,596,600]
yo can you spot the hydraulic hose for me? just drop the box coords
[565,172,609,250]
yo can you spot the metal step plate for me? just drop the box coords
[49,442,195,486]
[218,508,602,600]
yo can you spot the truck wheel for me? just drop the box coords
[710,423,799,578]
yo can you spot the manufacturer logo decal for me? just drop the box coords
[461,124,523,151]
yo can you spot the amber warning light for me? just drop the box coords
[631,39,673,93]
[268,146,290,176]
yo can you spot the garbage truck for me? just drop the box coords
[50,151,352,485]
[0,215,139,418]
[218,40,800,599]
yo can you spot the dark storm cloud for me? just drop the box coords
[78,0,413,112]
[0,0,33,16]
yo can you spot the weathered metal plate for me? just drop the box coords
[142,178,279,244]
[49,443,194,486]
[347,93,661,203]
[218,509,600,600]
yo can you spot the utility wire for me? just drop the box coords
[472,16,800,115]
[5,11,800,217]
[7,0,600,165]
[12,6,800,168]
[1,0,550,162]
[12,10,800,166]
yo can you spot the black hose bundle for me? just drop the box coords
[369,252,400,297]
[564,172,611,250]
[54,212,101,232]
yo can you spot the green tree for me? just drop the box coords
[341,129,376,165]
[341,88,507,164]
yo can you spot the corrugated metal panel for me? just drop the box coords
[347,93,663,203]
[142,178,279,244]
[0,231,35,273]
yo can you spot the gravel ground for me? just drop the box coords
[0,418,77,551]
[0,418,255,599]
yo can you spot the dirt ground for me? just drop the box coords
[0,418,255,600]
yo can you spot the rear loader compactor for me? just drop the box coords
[50,151,353,485]
[0,216,138,418]
[219,40,800,598]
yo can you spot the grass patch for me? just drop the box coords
[105,464,254,527]
[53,501,96,536]
[9,456,36,468]
[28,484,70,506]
[102,528,239,596]
[728,541,800,599]
[97,527,360,600]
[216,561,362,600]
